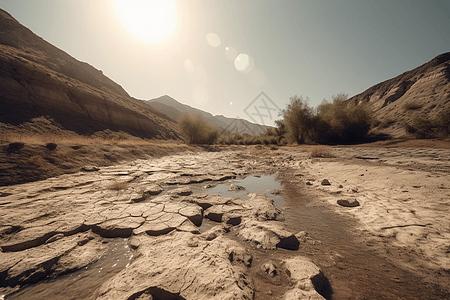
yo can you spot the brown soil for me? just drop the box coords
[0,141,198,186]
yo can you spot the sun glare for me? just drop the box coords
[112,0,177,43]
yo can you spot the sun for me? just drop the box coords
[112,0,177,43]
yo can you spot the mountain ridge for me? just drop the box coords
[0,8,181,140]
[146,95,272,136]
[347,52,450,138]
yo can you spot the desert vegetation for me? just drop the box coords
[406,108,450,139]
[177,113,219,145]
[213,93,375,146]
[310,145,336,158]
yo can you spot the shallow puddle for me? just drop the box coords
[6,239,132,300]
[204,174,284,203]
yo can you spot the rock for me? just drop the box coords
[321,179,331,186]
[283,256,328,300]
[200,225,229,241]
[0,231,106,287]
[226,245,252,267]
[188,194,231,210]
[96,231,255,300]
[262,262,278,277]
[268,189,283,195]
[143,184,164,196]
[204,204,243,222]
[229,184,246,191]
[45,233,64,244]
[94,217,145,238]
[237,220,300,250]
[81,166,100,172]
[168,187,193,197]
[179,205,203,226]
[337,199,360,207]
[306,182,313,186]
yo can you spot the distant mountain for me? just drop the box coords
[0,8,181,140]
[346,52,450,138]
[146,95,271,136]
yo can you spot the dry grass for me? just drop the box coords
[0,132,179,146]
[403,102,422,111]
[310,146,336,158]
[107,181,129,191]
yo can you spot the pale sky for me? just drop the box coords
[1,0,449,126]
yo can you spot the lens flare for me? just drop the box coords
[206,33,221,47]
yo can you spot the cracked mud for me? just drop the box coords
[1,146,450,299]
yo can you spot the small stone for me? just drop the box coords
[45,233,64,244]
[268,189,282,195]
[262,262,278,277]
[321,179,331,186]
[229,184,245,191]
[82,166,99,172]
[337,199,360,207]
[338,185,343,188]
[306,182,313,186]
[143,184,164,196]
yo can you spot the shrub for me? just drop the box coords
[403,102,422,111]
[45,143,58,150]
[178,113,218,145]
[377,118,395,129]
[316,93,372,144]
[406,108,450,139]
[7,142,25,152]
[279,95,315,144]
[107,181,129,191]
[310,146,336,158]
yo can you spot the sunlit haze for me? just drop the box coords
[2,0,449,125]
[112,0,177,44]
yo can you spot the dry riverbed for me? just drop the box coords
[1,144,449,299]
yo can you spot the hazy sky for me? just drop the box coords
[1,0,449,126]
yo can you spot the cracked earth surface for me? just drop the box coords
[1,146,450,299]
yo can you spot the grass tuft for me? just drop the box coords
[107,181,129,191]
[310,146,336,158]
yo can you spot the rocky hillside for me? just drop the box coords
[0,9,181,140]
[347,52,450,138]
[146,95,271,136]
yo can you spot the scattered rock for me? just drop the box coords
[262,262,278,277]
[321,179,331,186]
[268,189,283,195]
[337,199,360,207]
[237,220,300,250]
[45,143,58,151]
[81,166,99,172]
[143,184,164,196]
[283,256,329,300]
[168,187,193,197]
[229,184,246,191]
